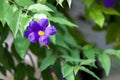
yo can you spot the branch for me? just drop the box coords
[49,69,59,80]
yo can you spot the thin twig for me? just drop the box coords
[49,69,59,80]
[8,0,29,15]
[27,53,36,68]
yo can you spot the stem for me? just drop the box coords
[8,0,29,15]
[45,45,50,50]
[27,53,36,68]
[49,69,59,80]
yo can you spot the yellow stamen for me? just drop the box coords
[38,31,45,36]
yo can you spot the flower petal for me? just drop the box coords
[24,26,32,38]
[104,0,115,8]
[39,36,50,45]
[38,18,49,30]
[28,32,39,42]
[29,20,41,32]
[24,30,30,38]
[45,26,56,36]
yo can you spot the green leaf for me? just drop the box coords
[62,64,73,77]
[106,23,120,44]
[68,28,87,45]
[0,0,9,26]
[52,59,62,79]
[0,46,15,70]
[15,0,34,8]
[67,0,72,8]
[64,33,78,47]
[37,0,47,4]
[56,40,70,50]
[98,53,111,76]
[84,49,95,59]
[70,49,80,60]
[0,66,6,76]
[102,8,120,15]
[39,54,57,72]
[92,25,105,31]
[11,44,22,62]
[20,14,32,36]
[61,55,82,63]
[95,5,120,15]
[30,43,46,62]
[80,66,100,80]
[28,3,54,12]
[14,32,30,59]
[56,32,70,50]
[66,72,75,80]
[104,49,116,55]
[49,17,77,27]
[6,6,22,38]
[50,35,56,44]
[0,46,6,68]
[85,0,95,8]
[74,65,80,75]
[80,59,95,66]
[14,63,36,80]
[3,49,15,70]
[89,8,105,28]
[115,50,120,59]
[0,23,9,44]
[62,64,74,80]
[56,0,64,7]
[62,49,81,64]
[104,49,120,59]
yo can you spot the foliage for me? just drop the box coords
[0,0,120,80]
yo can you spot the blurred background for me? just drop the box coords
[1,0,120,80]
[68,0,120,80]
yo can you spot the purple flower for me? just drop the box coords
[24,18,56,45]
[97,0,120,8]
[104,0,115,8]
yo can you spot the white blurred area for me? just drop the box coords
[1,33,43,80]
